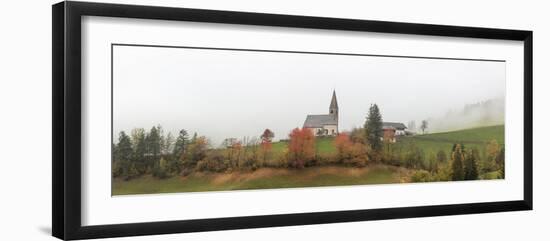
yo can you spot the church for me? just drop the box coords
[303,91,339,136]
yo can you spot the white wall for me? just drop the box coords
[0,0,548,240]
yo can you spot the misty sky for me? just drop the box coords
[113,45,505,145]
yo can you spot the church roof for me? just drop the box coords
[303,114,337,128]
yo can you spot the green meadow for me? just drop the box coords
[395,125,504,160]
[112,165,406,195]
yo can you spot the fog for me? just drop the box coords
[422,97,505,133]
[113,45,505,145]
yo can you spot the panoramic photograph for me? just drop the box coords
[111,45,505,195]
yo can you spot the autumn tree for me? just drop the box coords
[183,136,209,167]
[334,133,353,162]
[261,129,274,143]
[451,144,465,181]
[334,133,368,166]
[350,127,366,144]
[288,128,316,168]
[364,104,383,153]
[260,129,274,164]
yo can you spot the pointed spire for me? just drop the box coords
[330,90,338,110]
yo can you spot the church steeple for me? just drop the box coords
[329,90,338,120]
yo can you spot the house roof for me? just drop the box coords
[303,114,337,128]
[382,122,407,130]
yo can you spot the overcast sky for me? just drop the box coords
[113,45,505,145]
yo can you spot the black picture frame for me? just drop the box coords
[52,1,533,240]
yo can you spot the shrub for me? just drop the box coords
[334,133,369,166]
[411,170,432,182]
[195,159,208,172]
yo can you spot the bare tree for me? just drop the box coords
[420,120,428,134]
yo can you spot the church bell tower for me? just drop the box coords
[329,90,338,121]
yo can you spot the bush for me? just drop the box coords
[411,170,432,182]
[152,165,168,178]
[180,167,192,177]
[433,163,452,181]
[195,159,208,172]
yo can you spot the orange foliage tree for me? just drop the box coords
[333,133,368,167]
[288,128,316,168]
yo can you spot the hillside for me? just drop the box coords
[112,165,406,195]
[395,125,504,160]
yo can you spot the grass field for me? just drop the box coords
[394,125,504,159]
[112,165,407,195]
[271,137,336,155]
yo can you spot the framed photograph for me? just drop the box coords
[52,1,533,240]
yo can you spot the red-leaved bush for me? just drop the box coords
[288,128,316,168]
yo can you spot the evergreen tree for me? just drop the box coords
[145,126,161,159]
[115,131,133,162]
[451,144,465,181]
[173,129,189,159]
[130,128,147,173]
[113,131,133,178]
[464,149,479,180]
[364,104,383,152]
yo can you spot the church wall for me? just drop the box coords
[322,125,338,136]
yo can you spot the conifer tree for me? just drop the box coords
[173,129,189,159]
[464,149,479,180]
[451,144,465,181]
[115,131,133,163]
[364,104,383,152]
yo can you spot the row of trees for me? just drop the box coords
[113,103,504,183]
[410,141,505,182]
[112,125,280,180]
[112,125,205,179]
